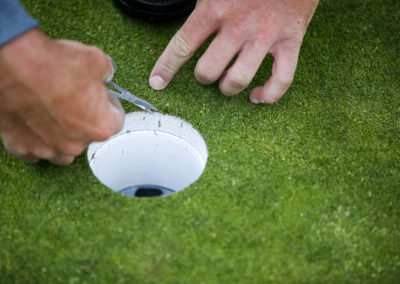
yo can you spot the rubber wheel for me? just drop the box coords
[114,0,196,21]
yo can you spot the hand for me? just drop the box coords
[149,0,319,103]
[0,29,124,165]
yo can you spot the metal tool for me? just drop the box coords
[105,58,157,112]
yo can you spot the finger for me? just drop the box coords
[57,40,113,81]
[104,56,116,82]
[249,42,301,104]
[5,134,75,165]
[48,154,75,166]
[22,120,85,159]
[88,89,125,142]
[86,46,114,81]
[2,131,41,163]
[58,140,86,157]
[103,89,125,136]
[8,148,40,164]
[219,41,271,96]
[55,85,124,144]
[194,31,242,85]
[149,9,218,90]
[16,104,85,155]
[106,89,124,114]
[20,154,40,164]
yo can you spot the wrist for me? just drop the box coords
[0,29,51,90]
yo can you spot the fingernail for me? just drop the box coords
[250,98,260,104]
[107,90,125,115]
[149,75,167,90]
[260,99,265,103]
[104,72,113,83]
[104,55,116,82]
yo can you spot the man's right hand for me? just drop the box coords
[149,0,319,104]
[0,29,124,165]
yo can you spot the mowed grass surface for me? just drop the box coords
[1,0,399,283]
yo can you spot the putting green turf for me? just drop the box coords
[1,0,399,282]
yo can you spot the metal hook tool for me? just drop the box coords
[105,58,157,112]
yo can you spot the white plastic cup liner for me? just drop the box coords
[87,112,208,197]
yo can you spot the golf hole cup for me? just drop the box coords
[87,112,208,198]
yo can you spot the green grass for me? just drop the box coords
[1,0,399,283]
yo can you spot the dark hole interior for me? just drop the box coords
[135,187,164,197]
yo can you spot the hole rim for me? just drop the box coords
[87,111,208,198]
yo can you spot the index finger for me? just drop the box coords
[57,40,114,82]
[149,9,217,90]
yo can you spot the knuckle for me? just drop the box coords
[63,142,85,156]
[2,136,12,151]
[24,156,40,164]
[263,96,279,104]
[51,155,75,166]
[220,87,238,96]
[9,144,27,157]
[32,147,55,160]
[59,156,75,166]
[194,64,219,84]
[87,45,104,59]
[93,126,114,142]
[3,134,31,157]
[206,1,227,21]
[230,23,248,39]
[228,71,252,90]
[276,72,294,87]
[158,61,175,76]
[85,46,106,67]
[173,34,192,58]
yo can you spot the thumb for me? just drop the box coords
[106,90,125,135]
[90,90,125,142]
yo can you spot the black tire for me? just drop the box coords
[114,0,196,21]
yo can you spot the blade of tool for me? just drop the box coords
[107,80,157,111]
